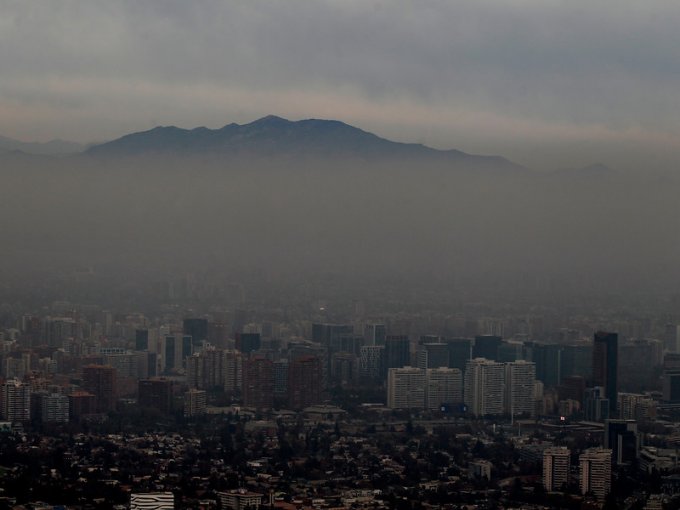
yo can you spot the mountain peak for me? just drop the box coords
[84,115,526,172]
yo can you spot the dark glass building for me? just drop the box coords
[593,331,618,415]
[473,335,502,361]
[183,318,208,347]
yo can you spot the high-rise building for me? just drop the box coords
[561,344,593,380]
[473,335,503,361]
[584,386,610,422]
[505,360,537,418]
[618,393,657,421]
[359,345,384,382]
[183,318,208,347]
[41,393,69,423]
[164,336,176,373]
[445,338,472,371]
[183,389,207,417]
[138,378,174,414]
[592,332,618,415]
[82,364,117,413]
[239,333,262,354]
[579,448,612,500]
[543,447,570,492]
[135,329,149,351]
[364,324,386,346]
[330,352,356,388]
[497,341,525,363]
[425,367,463,410]
[288,355,322,410]
[604,419,639,465]
[312,323,353,346]
[387,367,426,409]
[68,391,96,420]
[181,335,193,363]
[529,343,562,388]
[384,336,410,374]
[1,379,30,422]
[273,359,289,397]
[464,358,505,416]
[416,343,449,369]
[243,356,274,410]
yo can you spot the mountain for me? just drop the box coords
[0,135,85,155]
[85,115,523,171]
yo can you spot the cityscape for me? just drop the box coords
[1,278,680,509]
[3,1,680,509]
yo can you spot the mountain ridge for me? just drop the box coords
[85,115,524,171]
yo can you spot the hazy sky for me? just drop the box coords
[1,1,679,171]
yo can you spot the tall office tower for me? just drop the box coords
[330,352,356,388]
[619,339,663,392]
[505,360,537,418]
[238,333,261,354]
[1,379,30,422]
[558,375,586,404]
[135,329,149,351]
[543,447,571,492]
[445,338,472,371]
[561,344,593,380]
[183,389,207,417]
[592,332,618,415]
[464,358,505,416]
[41,393,69,423]
[664,323,680,352]
[82,365,118,413]
[364,324,387,346]
[384,336,411,373]
[312,323,354,346]
[208,321,230,349]
[223,349,242,392]
[663,369,680,404]
[425,367,463,410]
[387,367,426,409]
[287,355,322,410]
[584,386,610,422]
[579,448,612,500]
[473,335,503,361]
[181,335,193,362]
[243,356,274,410]
[164,336,176,373]
[273,359,289,397]
[138,378,174,414]
[497,341,525,363]
[183,318,208,347]
[605,419,639,465]
[416,343,450,369]
[359,345,384,382]
[529,343,562,388]
[82,365,117,413]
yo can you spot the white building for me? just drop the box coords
[1,379,30,422]
[579,448,612,500]
[505,360,537,418]
[464,358,505,416]
[425,367,463,409]
[543,446,570,492]
[387,367,426,409]
[217,489,263,510]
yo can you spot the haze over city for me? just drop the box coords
[3,2,680,510]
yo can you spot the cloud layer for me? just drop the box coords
[1,1,679,170]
